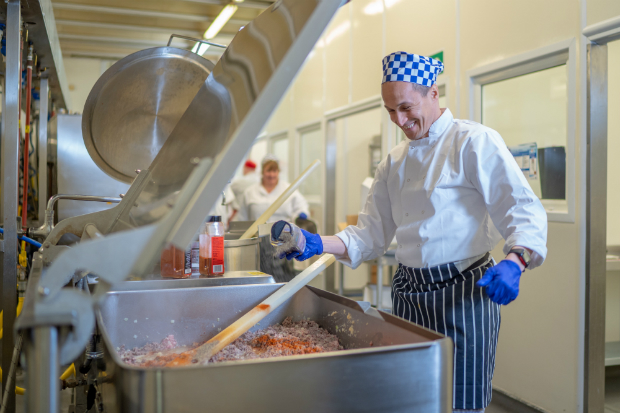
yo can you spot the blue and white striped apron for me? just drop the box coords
[391,257,500,411]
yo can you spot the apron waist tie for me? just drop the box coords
[462,252,491,273]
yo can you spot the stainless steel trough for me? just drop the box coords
[96,283,453,412]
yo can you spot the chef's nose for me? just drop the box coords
[396,112,407,127]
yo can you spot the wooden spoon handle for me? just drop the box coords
[191,254,336,363]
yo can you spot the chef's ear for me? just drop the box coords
[429,84,440,101]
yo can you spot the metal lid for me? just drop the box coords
[81,47,215,183]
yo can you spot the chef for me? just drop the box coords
[282,52,547,412]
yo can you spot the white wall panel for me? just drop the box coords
[384,0,456,110]
[587,0,620,27]
[293,46,325,126]
[324,4,352,111]
[265,88,292,135]
[64,57,111,113]
[460,0,577,80]
[351,0,384,102]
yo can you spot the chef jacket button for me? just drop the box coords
[399,245,402,248]
[421,210,425,214]
[417,244,421,247]
[407,179,410,182]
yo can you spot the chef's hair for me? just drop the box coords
[262,160,279,173]
[411,82,430,97]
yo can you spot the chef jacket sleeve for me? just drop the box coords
[235,189,249,222]
[290,190,310,220]
[335,159,398,269]
[464,129,548,269]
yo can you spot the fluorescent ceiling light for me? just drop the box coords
[204,4,238,40]
[363,0,383,15]
[325,21,350,45]
[191,41,211,55]
[197,44,210,55]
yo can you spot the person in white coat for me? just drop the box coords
[209,185,236,230]
[279,52,547,413]
[236,155,310,224]
[230,159,259,203]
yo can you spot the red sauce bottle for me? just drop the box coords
[199,216,225,277]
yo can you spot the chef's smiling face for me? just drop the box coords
[382,82,441,141]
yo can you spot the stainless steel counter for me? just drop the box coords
[96,283,453,412]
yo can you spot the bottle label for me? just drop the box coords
[184,250,192,274]
[211,236,224,274]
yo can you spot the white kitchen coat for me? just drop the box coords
[236,180,310,223]
[230,172,259,204]
[209,185,236,229]
[336,108,548,270]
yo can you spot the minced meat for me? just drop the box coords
[119,317,342,367]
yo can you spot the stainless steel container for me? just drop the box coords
[96,284,453,412]
[224,237,260,272]
[108,272,274,291]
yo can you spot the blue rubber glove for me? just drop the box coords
[298,212,308,220]
[286,229,323,261]
[476,260,522,305]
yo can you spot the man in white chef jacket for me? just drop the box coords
[281,52,547,412]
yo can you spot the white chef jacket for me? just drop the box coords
[336,108,547,270]
[236,180,310,223]
[209,185,236,229]
[230,172,258,203]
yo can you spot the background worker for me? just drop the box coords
[237,155,311,282]
[281,52,548,412]
[236,155,309,224]
[231,159,259,203]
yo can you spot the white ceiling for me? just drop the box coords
[53,0,274,60]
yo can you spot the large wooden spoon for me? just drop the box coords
[163,253,336,367]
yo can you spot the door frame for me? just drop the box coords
[582,16,618,413]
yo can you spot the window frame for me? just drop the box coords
[467,38,577,223]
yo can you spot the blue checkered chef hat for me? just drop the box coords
[382,52,444,86]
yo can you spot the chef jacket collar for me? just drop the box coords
[408,108,453,147]
[259,179,284,196]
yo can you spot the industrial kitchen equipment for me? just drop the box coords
[13,1,454,412]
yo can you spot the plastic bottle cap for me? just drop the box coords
[208,215,222,222]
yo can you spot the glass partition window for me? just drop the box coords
[482,64,568,212]
[300,128,323,203]
[271,135,289,181]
